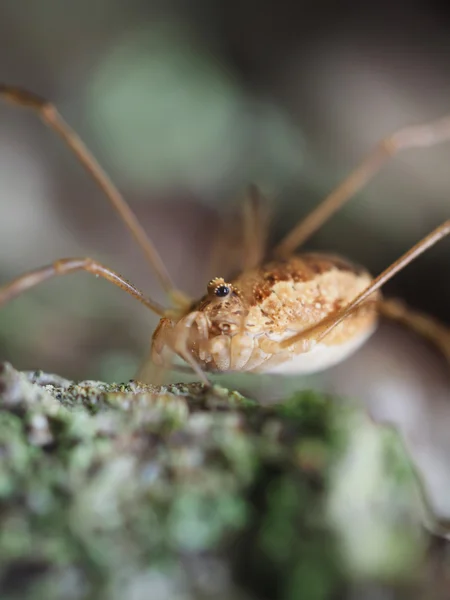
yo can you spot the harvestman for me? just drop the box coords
[0,85,449,385]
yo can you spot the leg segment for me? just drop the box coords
[275,114,450,257]
[208,184,270,279]
[0,84,188,305]
[379,298,450,363]
[0,257,166,316]
[280,220,450,350]
[241,184,270,270]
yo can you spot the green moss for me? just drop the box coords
[0,361,434,600]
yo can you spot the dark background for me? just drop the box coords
[0,0,449,383]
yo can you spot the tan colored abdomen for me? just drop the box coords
[251,323,377,374]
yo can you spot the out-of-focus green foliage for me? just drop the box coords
[87,24,304,194]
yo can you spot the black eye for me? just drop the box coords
[215,285,230,298]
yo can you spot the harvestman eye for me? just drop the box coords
[215,285,231,298]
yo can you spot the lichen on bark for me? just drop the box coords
[0,361,442,600]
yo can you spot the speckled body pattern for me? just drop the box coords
[152,253,379,375]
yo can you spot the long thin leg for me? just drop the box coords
[0,84,188,306]
[280,220,450,349]
[275,115,450,257]
[0,257,166,317]
[207,184,269,279]
[379,298,450,363]
[241,184,270,270]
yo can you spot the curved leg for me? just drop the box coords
[0,257,166,316]
[279,220,450,351]
[0,84,189,306]
[379,298,450,363]
[275,114,450,257]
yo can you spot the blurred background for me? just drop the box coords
[0,0,449,386]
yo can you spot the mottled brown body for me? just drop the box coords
[152,253,379,374]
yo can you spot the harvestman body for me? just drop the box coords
[0,85,449,385]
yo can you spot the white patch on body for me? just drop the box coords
[263,326,377,375]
